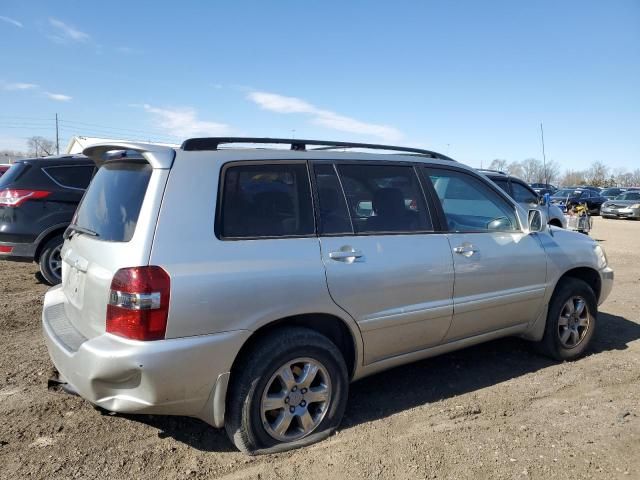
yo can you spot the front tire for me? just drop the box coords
[536,278,597,361]
[39,235,63,285]
[225,327,349,455]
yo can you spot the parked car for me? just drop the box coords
[530,182,557,196]
[550,188,607,215]
[0,164,11,178]
[0,155,94,284]
[43,137,613,455]
[600,191,640,220]
[600,187,626,200]
[565,185,602,193]
[480,170,566,228]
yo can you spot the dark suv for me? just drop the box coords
[0,155,94,284]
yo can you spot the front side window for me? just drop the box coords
[426,168,519,233]
[220,163,314,238]
[336,164,432,234]
[511,181,539,204]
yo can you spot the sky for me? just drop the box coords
[0,0,638,171]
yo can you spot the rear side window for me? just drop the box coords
[43,165,94,189]
[491,178,510,195]
[337,164,432,234]
[219,163,314,238]
[511,181,538,204]
[74,162,152,242]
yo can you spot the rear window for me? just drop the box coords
[74,162,152,242]
[43,165,94,189]
[0,163,29,188]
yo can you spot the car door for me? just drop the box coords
[424,166,548,341]
[314,162,454,364]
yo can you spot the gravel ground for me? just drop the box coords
[1,218,639,480]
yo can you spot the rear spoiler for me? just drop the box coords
[83,142,176,169]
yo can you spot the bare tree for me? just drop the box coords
[506,161,524,178]
[542,159,560,185]
[520,158,543,183]
[26,136,55,157]
[586,161,609,187]
[560,170,588,187]
[488,159,508,172]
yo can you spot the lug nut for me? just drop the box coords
[300,400,306,407]
[289,406,295,413]
[301,388,307,394]
[291,386,297,392]
[284,397,289,404]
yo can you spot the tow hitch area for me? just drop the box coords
[47,369,78,397]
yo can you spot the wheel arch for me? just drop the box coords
[34,224,68,261]
[230,313,360,381]
[555,266,602,303]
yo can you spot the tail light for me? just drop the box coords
[106,266,170,341]
[0,189,51,207]
[0,246,13,254]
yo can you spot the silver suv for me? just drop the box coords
[42,137,613,454]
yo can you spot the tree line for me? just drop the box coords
[487,158,640,188]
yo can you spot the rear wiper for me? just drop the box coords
[64,224,100,239]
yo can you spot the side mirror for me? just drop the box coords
[528,209,543,232]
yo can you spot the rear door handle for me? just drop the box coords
[453,244,478,258]
[329,249,363,261]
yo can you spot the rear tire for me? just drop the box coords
[225,327,348,455]
[535,278,597,361]
[39,235,63,285]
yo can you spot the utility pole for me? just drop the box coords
[540,122,548,185]
[55,113,60,155]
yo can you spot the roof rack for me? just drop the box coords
[181,137,455,161]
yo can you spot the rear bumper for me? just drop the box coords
[42,286,250,426]
[0,240,37,261]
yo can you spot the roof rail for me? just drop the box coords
[477,168,507,175]
[181,137,455,161]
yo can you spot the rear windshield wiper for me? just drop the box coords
[64,224,100,239]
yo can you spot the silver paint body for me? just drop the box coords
[42,143,614,428]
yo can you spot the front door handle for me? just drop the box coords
[453,244,478,258]
[329,248,363,262]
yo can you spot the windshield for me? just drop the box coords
[601,188,621,196]
[615,192,640,201]
[552,189,581,198]
[74,161,152,242]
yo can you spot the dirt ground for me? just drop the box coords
[1,218,638,480]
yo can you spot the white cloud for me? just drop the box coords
[140,104,233,138]
[247,91,403,142]
[3,82,38,91]
[48,18,89,43]
[44,92,72,101]
[0,15,22,28]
